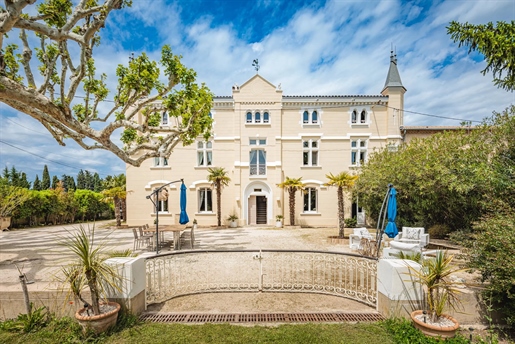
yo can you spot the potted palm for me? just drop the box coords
[59,225,123,334]
[407,251,465,338]
[227,214,238,228]
[275,215,283,228]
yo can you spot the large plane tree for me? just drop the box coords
[0,0,213,166]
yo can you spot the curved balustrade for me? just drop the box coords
[145,250,377,307]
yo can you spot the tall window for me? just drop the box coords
[360,110,366,123]
[303,140,318,166]
[161,111,169,125]
[351,110,358,123]
[246,112,252,123]
[198,188,212,212]
[304,188,317,212]
[154,157,168,167]
[197,141,213,166]
[303,110,319,124]
[263,112,269,123]
[255,112,261,123]
[351,139,367,166]
[154,187,169,212]
[250,150,266,175]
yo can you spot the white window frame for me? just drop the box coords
[197,141,213,167]
[154,187,169,213]
[161,111,169,126]
[302,139,319,166]
[198,187,213,213]
[246,110,271,124]
[303,187,318,213]
[153,157,169,167]
[351,139,368,166]
[250,149,266,176]
[350,108,369,126]
[301,109,321,127]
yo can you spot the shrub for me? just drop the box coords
[428,224,451,239]
[344,217,357,228]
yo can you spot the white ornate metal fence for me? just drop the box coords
[145,250,378,307]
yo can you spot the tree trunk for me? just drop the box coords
[337,186,345,238]
[86,273,101,315]
[114,197,121,226]
[216,183,222,226]
[288,189,296,226]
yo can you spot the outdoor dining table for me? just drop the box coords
[143,226,183,250]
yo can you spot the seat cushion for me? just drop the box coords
[390,241,420,252]
[404,227,421,240]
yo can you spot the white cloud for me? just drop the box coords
[1,0,514,180]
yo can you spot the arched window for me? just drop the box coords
[360,110,367,123]
[161,111,168,125]
[246,112,252,123]
[303,111,309,123]
[312,111,318,123]
[352,110,357,123]
[263,112,269,123]
[255,112,261,123]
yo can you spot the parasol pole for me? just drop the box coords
[146,179,183,254]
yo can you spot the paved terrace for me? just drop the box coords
[0,222,371,317]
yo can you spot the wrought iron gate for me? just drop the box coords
[145,250,377,307]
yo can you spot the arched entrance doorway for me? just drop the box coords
[243,181,273,225]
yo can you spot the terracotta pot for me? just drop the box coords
[410,310,459,338]
[75,301,121,334]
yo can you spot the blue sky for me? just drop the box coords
[0,0,514,182]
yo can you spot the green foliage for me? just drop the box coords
[408,251,466,322]
[2,44,23,82]
[0,182,30,217]
[278,177,305,226]
[384,317,476,343]
[106,249,136,258]
[357,108,515,233]
[466,211,515,327]
[428,224,451,239]
[344,217,357,228]
[37,0,73,28]
[207,167,231,227]
[41,165,51,190]
[448,20,515,91]
[0,304,50,333]
[59,225,123,316]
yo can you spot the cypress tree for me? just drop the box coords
[42,165,51,189]
[93,172,102,192]
[20,172,31,189]
[33,175,42,190]
[51,175,60,189]
[76,169,86,189]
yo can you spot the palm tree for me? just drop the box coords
[277,177,304,226]
[207,167,231,226]
[102,174,127,227]
[325,172,358,238]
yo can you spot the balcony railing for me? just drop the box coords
[250,164,266,176]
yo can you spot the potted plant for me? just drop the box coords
[193,219,198,230]
[59,225,123,334]
[227,214,238,228]
[275,215,283,228]
[407,251,465,338]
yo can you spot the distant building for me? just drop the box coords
[126,53,416,227]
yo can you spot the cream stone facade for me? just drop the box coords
[126,55,408,227]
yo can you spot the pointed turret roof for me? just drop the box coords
[382,51,406,92]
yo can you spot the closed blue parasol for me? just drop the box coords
[384,187,398,238]
[179,182,189,225]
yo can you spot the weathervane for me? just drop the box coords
[252,59,260,73]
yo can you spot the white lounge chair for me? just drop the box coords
[349,227,373,250]
[393,226,429,248]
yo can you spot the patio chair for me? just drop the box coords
[138,226,155,249]
[132,227,151,250]
[393,227,429,248]
[349,227,373,250]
